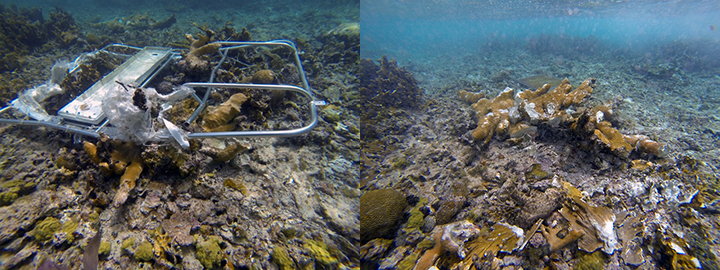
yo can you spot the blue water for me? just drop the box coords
[361,0,720,61]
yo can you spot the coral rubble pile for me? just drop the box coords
[460,78,666,159]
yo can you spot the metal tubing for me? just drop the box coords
[182,82,318,138]
[1,40,320,142]
[0,118,100,138]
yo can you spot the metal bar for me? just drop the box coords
[182,82,318,138]
[140,54,175,88]
[0,118,100,138]
[213,40,314,96]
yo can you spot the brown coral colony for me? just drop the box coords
[460,78,666,158]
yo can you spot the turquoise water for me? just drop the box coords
[361,0,720,61]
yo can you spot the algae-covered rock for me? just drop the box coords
[224,178,248,196]
[397,250,419,270]
[360,189,407,243]
[60,218,79,243]
[121,237,136,253]
[0,191,18,206]
[31,217,62,242]
[134,241,154,262]
[406,206,425,229]
[196,236,223,269]
[99,241,111,256]
[272,246,294,270]
[525,163,552,181]
[434,195,465,225]
[251,69,276,84]
[574,250,607,270]
[304,239,338,266]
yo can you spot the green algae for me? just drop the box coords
[304,239,338,266]
[397,251,419,270]
[99,241,111,257]
[32,217,62,242]
[280,228,297,240]
[417,238,435,250]
[525,163,552,181]
[121,237,136,253]
[391,156,411,169]
[272,246,294,270]
[406,196,428,229]
[0,191,18,206]
[134,241,154,262]
[406,206,425,229]
[61,218,79,243]
[196,236,223,269]
[574,250,606,270]
[224,178,248,196]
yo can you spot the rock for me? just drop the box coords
[196,236,223,269]
[0,191,63,245]
[434,195,466,225]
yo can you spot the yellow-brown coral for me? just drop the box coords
[545,181,618,254]
[251,69,277,84]
[113,158,143,207]
[463,87,515,144]
[184,24,221,69]
[461,78,666,158]
[202,93,248,131]
[461,78,592,145]
[83,141,102,165]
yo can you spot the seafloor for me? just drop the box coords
[359,35,720,269]
[1,1,359,269]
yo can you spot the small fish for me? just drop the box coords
[82,229,103,270]
[711,25,716,31]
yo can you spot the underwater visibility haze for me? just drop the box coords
[360,0,720,270]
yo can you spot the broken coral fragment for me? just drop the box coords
[624,134,667,157]
[617,214,646,266]
[594,121,634,156]
[83,141,102,164]
[461,78,666,159]
[201,93,248,131]
[559,181,619,254]
[460,222,524,268]
[112,159,143,207]
[184,25,221,69]
[415,220,480,270]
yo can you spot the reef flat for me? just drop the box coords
[0,2,360,269]
[360,34,720,269]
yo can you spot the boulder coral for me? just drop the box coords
[360,189,407,243]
